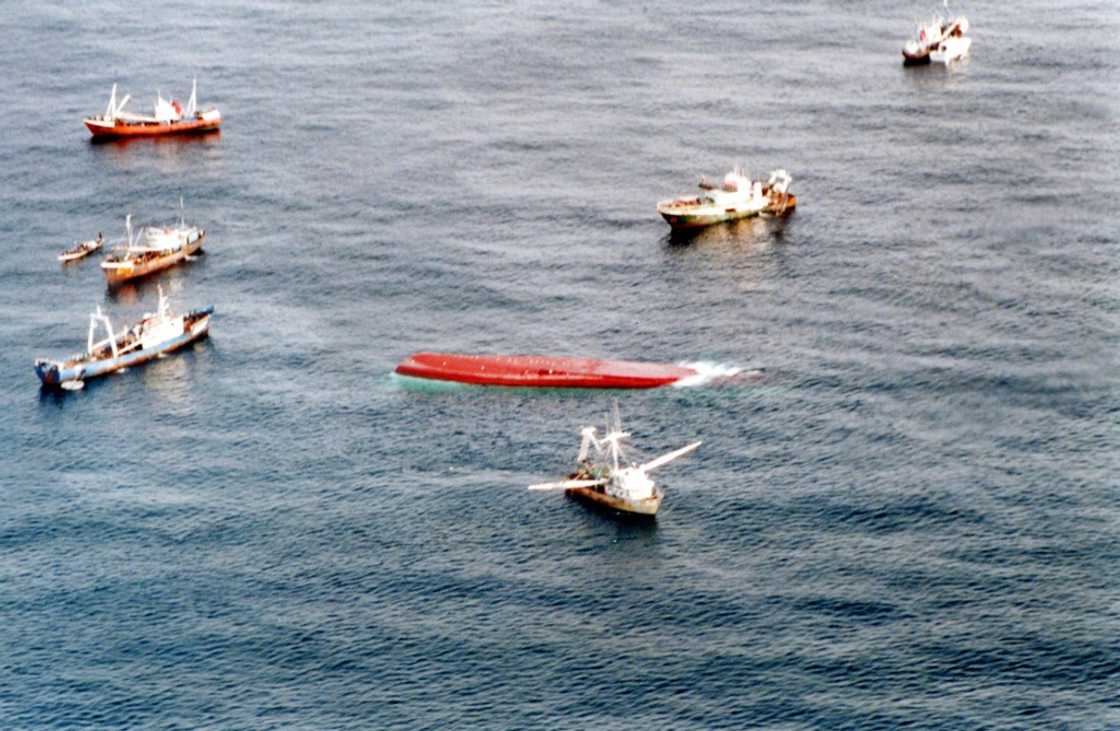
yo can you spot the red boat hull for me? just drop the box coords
[84,117,221,139]
[395,352,697,389]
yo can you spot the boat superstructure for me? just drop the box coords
[902,11,970,65]
[84,80,221,139]
[34,286,213,389]
[100,203,206,286]
[529,407,701,516]
[657,166,796,229]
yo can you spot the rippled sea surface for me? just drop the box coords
[1,1,1118,728]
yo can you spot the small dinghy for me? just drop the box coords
[58,234,104,262]
[34,286,214,389]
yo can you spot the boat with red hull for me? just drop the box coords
[84,80,221,140]
[395,352,698,389]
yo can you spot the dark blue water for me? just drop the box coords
[2,2,1118,728]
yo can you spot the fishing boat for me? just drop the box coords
[101,205,205,286]
[930,20,971,64]
[902,12,970,65]
[529,406,701,517]
[395,352,698,389]
[34,287,213,389]
[58,234,104,262]
[84,80,221,139]
[657,167,796,229]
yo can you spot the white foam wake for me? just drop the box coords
[672,361,744,387]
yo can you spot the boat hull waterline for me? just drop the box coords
[566,485,662,516]
[659,194,798,229]
[35,308,213,387]
[395,353,698,389]
[85,116,221,139]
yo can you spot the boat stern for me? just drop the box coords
[34,359,61,386]
[766,193,797,216]
[902,40,932,65]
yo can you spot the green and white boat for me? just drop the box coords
[657,167,795,229]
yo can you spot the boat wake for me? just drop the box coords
[673,361,760,387]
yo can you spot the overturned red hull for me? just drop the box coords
[395,352,697,389]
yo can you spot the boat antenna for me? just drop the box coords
[179,195,185,226]
[604,400,630,473]
[157,284,170,318]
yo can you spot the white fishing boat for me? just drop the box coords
[657,167,796,229]
[100,201,206,286]
[902,10,971,65]
[529,406,701,517]
[34,286,213,389]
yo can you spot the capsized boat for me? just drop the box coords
[529,406,701,517]
[84,80,221,139]
[34,286,213,389]
[101,204,205,286]
[58,233,104,262]
[902,12,970,65]
[657,167,796,229]
[395,352,698,389]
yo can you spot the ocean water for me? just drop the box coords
[1,1,1118,728]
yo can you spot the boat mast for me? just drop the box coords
[605,429,624,476]
[156,284,170,319]
[577,427,597,463]
[88,306,120,358]
[186,78,197,117]
[105,84,117,119]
